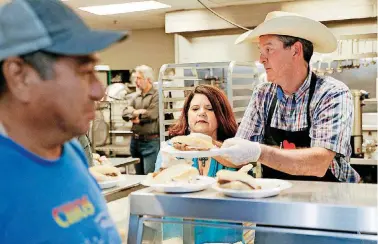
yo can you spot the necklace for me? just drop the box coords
[199,157,208,167]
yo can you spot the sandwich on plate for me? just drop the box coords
[170,133,215,151]
[144,164,200,185]
[89,165,121,182]
[92,153,111,166]
[216,170,261,190]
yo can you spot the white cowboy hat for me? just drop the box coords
[235,11,337,53]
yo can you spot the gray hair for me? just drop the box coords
[0,51,59,96]
[276,35,314,64]
[135,65,154,83]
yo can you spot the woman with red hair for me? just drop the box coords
[155,84,239,174]
[169,85,237,141]
[155,85,244,244]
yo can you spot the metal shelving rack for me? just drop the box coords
[157,61,265,142]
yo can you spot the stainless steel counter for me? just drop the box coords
[350,158,377,165]
[102,175,146,202]
[108,157,140,167]
[108,157,140,174]
[129,181,377,234]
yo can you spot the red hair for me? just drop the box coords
[169,85,237,142]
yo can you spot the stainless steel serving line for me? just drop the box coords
[128,181,377,243]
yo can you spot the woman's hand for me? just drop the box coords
[212,156,239,168]
[212,139,223,148]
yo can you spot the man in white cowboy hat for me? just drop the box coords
[220,11,360,182]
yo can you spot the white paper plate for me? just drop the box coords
[143,176,216,193]
[213,179,292,198]
[98,176,122,189]
[161,145,225,158]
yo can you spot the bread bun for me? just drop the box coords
[92,153,101,160]
[145,164,199,184]
[216,170,261,190]
[171,133,214,151]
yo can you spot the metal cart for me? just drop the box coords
[91,100,133,156]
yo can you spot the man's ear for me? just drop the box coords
[292,42,303,58]
[2,57,35,102]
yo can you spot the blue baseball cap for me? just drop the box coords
[0,0,128,61]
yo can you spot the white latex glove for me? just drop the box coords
[220,137,261,165]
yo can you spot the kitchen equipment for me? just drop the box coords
[91,100,133,156]
[351,90,369,158]
[362,139,378,159]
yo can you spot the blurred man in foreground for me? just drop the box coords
[0,0,127,242]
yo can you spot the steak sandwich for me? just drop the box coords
[89,165,121,182]
[145,164,199,185]
[216,170,261,190]
[171,133,214,151]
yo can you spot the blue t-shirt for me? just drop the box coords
[0,135,121,244]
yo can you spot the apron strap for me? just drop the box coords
[266,92,278,129]
[306,72,317,128]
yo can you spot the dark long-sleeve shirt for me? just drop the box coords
[131,87,159,135]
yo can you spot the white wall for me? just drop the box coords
[174,20,378,116]
[98,28,175,80]
[175,31,260,63]
[175,19,377,64]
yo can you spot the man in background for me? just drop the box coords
[0,0,127,242]
[128,65,160,175]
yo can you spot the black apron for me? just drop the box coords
[262,73,339,182]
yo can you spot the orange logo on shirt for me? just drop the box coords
[52,195,95,228]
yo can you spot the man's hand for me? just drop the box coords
[131,116,140,124]
[212,139,250,168]
[220,137,261,165]
[132,109,147,116]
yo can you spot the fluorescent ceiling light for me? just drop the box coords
[79,1,171,16]
[95,65,110,71]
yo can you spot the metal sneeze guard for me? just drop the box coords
[128,181,377,244]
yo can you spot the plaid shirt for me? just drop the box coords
[237,71,360,183]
